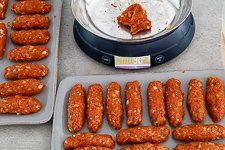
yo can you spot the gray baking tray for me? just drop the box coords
[51,70,225,150]
[0,0,63,125]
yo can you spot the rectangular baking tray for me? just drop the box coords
[51,70,225,150]
[0,0,63,125]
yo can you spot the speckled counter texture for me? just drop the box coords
[0,0,224,150]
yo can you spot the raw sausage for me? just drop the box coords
[174,142,225,150]
[121,143,168,150]
[0,22,7,58]
[0,0,8,19]
[75,147,112,150]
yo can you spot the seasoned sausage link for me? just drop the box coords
[125,81,142,126]
[87,84,104,133]
[165,78,185,127]
[121,143,168,150]
[147,81,166,126]
[174,142,225,150]
[206,77,225,122]
[64,133,115,149]
[74,146,112,150]
[172,124,225,142]
[67,84,85,133]
[106,82,123,130]
[7,45,49,62]
[3,63,48,80]
[0,79,44,97]
[10,29,50,45]
[0,0,8,19]
[116,126,170,145]
[0,22,7,58]
[0,95,41,115]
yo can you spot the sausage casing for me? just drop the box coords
[0,95,41,115]
[10,15,50,30]
[116,126,170,145]
[11,0,51,15]
[10,29,50,45]
[3,63,48,80]
[147,81,166,126]
[165,78,185,127]
[0,22,7,58]
[174,142,225,150]
[7,45,49,62]
[64,133,115,149]
[67,84,85,133]
[106,82,123,130]
[125,81,142,126]
[75,147,112,150]
[121,143,168,150]
[172,124,225,142]
[0,0,8,19]
[0,79,44,97]
[206,77,225,122]
[87,84,103,133]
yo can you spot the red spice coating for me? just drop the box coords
[67,84,86,133]
[0,22,7,58]
[3,63,48,80]
[87,84,104,133]
[125,81,142,126]
[74,147,112,150]
[10,15,50,30]
[10,29,50,45]
[0,79,44,97]
[165,78,185,127]
[116,126,170,145]
[106,82,123,130]
[7,45,49,62]
[11,0,51,15]
[147,81,166,126]
[0,0,8,19]
[172,124,225,142]
[64,133,115,149]
[174,142,225,150]
[0,95,41,115]
[121,143,169,150]
[206,77,225,122]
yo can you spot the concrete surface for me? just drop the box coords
[0,0,224,150]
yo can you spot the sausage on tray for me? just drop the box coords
[0,0,8,19]
[106,82,123,130]
[206,77,225,122]
[67,84,86,133]
[174,142,225,150]
[10,29,50,45]
[7,45,49,62]
[11,0,51,15]
[165,78,185,127]
[187,79,206,123]
[3,63,48,80]
[74,147,112,150]
[64,133,115,149]
[147,81,166,126]
[172,124,225,142]
[116,126,170,145]
[0,79,44,97]
[125,81,142,126]
[0,95,41,115]
[0,22,7,58]
[87,84,104,133]
[9,15,50,30]
[121,143,168,150]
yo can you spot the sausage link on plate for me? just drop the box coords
[206,77,225,122]
[7,45,49,62]
[172,124,225,142]
[174,142,225,150]
[87,84,103,132]
[10,29,50,45]
[10,15,50,30]
[121,143,168,150]
[0,79,44,97]
[147,81,166,126]
[0,95,41,115]
[106,82,123,130]
[125,81,142,126]
[187,79,206,123]
[0,0,8,19]
[0,22,7,58]
[116,126,170,144]
[11,0,51,15]
[74,146,112,150]
[165,78,185,127]
[64,133,115,149]
[3,63,48,80]
[67,84,85,133]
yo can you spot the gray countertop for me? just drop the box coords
[0,0,224,149]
